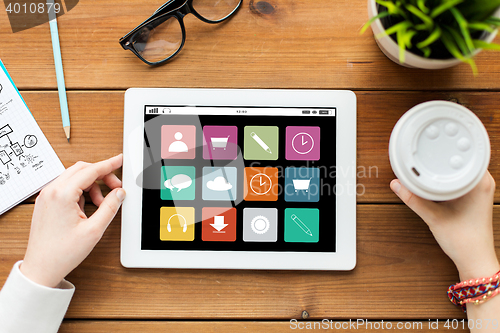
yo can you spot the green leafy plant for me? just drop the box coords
[361,0,500,73]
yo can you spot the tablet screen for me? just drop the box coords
[140,106,336,253]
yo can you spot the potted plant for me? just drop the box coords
[362,0,500,72]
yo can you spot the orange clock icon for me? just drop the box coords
[250,173,272,195]
[244,167,278,201]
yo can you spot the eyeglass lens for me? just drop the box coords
[192,0,241,21]
[132,16,183,63]
[131,0,240,63]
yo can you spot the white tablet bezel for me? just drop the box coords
[121,88,356,270]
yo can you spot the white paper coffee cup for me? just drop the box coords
[389,101,490,201]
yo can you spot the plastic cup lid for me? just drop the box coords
[389,101,490,201]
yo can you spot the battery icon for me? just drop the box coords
[302,110,311,114]
[319,110,330,115]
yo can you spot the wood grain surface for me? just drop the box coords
[0,0,500,91]
[19,90,500,203]
[1,0,500,331]
[1,204,498,320]
[58,320,469,332]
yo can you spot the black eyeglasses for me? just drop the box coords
[119,0,242,65]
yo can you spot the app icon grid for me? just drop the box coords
[157,124,326,244]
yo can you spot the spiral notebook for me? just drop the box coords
[0,60,65,215]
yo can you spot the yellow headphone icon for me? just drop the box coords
[167,214,188,233]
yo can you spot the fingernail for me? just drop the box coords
[391,180,401,195]
[117,189,126,201]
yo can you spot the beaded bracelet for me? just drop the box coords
[461,288,500,306]
[447,270,500,312]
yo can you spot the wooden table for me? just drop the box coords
[1,0,499,331]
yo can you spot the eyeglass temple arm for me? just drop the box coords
[153,0,176,14]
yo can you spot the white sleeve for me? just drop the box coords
[0,261,75,333]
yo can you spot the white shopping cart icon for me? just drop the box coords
[292,178,312,192]
[210,136,230,150]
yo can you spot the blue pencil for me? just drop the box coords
[47,0,70,142]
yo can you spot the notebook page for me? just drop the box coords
[0,60,65,215]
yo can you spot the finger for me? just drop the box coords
[102,172,122,190]
[70,154,123,192]
[78,195,85,212]
[88,188,126,231]
[453,171,495,207]
[55,161,91,185]
[88,182,105,207]
[390,179,438,222]
[477,171,495,197]
[487,171,496,196]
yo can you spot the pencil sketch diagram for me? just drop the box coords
[0,98,12,116]
[0,124,41,185]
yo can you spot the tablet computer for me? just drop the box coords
[121,88,356,270]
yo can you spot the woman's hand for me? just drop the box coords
[20,155,126,288]
[390,171,499,281]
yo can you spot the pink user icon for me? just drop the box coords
[161,125,196,159]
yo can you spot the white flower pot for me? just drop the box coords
[367,0,500,69]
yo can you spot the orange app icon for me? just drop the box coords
[244,167,279,201]
[202,207,237,242]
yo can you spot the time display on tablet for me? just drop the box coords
[140,106,337,253]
